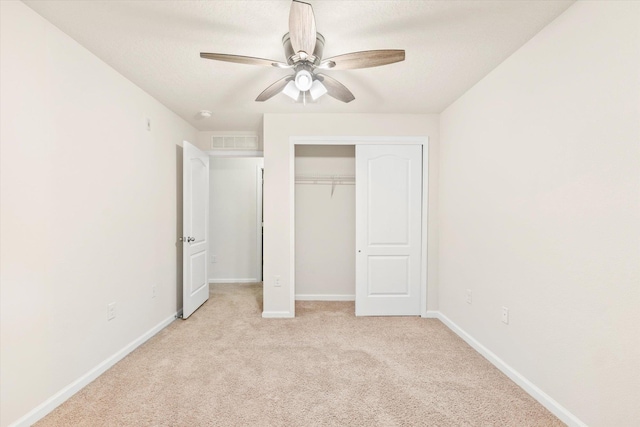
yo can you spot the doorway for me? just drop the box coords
[208,156,264,284]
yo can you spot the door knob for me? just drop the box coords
[188,237,195,242]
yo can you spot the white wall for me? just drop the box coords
[209,157,263,283]
[263,114,439,316]
[295,146,355,299]
[0,2,197,426]
[438,1,640,426]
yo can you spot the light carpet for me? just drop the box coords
[36,283,563,426]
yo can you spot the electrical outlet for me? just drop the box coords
[152,285,158,299]
[502,306,509,324]
[466,289,472,304]
[107,302,117,321]
[274,275,281,287]
[211,255,217,263]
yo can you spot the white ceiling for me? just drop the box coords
[24,0,574,132]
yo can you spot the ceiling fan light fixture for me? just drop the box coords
[282,80,300,100]
[309,79,327,100]
[200,1,404,104]
[294,69,313,92]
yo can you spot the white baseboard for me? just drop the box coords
[430,311,587,427]
[209,278,258,284]
[295,294,355,301]
[262,311,294,318]
[9,312,178,427]
[424,310,440,318]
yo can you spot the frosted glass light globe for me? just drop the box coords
[294,70,313,92]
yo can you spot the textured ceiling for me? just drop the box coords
[24,0,574,132]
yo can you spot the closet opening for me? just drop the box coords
[294,145,356,302]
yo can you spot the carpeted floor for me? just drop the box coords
[36,283,563,426]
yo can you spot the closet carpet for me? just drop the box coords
[36,283,563,427]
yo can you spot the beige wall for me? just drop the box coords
[0,2,197,426]
[439,1,640,425]
[263,114,439,315]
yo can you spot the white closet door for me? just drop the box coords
[355,145,422,316]
[182,141,209,319]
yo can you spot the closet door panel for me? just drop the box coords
[355,145,422,316]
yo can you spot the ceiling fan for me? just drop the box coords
[200,0,405,104]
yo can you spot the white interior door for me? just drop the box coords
[355,145,422,316]
[182,141,209,319]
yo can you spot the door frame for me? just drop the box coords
[289,136,429,317]
[256,164,264,282]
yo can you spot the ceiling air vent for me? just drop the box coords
[211,134,259,150]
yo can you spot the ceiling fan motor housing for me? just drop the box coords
[282,32,325,66]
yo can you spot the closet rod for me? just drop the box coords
[294,174,355,185]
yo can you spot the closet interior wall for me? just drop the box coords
[295,145,356,300]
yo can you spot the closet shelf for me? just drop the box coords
[295,174,355,185]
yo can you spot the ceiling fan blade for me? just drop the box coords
[315,73,355,103]
[323,50,405,70]
[255,76,293,102]
[289,1,316,55]
[200,52,286,68]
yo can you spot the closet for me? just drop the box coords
[293,142,425,316]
